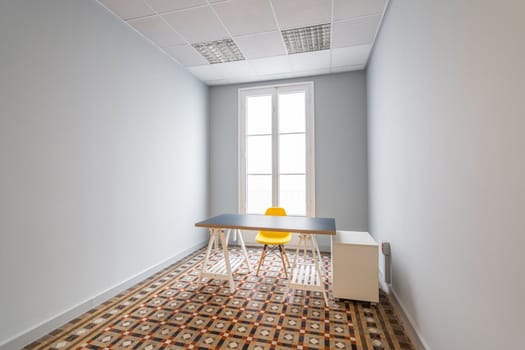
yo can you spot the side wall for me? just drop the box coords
[0,0,209,346]
[367,1,525,349]
[209,72,368,250]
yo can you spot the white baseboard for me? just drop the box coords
[0,240,208,350]
[378,270,431,350]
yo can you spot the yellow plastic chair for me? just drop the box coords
[255,207,291,278]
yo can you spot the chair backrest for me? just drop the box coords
[260,207,290,239]
[265,207,287,216]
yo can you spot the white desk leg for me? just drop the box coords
[287,234,329,306]
[225,229,231,244]
[219,229,235,292]
[236,229,252,272]
[213,233,219,251]
[308,235,328,305]
[198,229,217,289]
[312,235,325,279]
[287,234,303,292]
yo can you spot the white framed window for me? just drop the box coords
[238,82,315,217]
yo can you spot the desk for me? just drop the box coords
[195,214,336,304]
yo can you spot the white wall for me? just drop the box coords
[209,72,369,250]
[367,1,525,349]
[0,0,209,346]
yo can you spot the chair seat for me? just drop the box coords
[255,232,291,245]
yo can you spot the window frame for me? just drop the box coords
[238,81,315,216]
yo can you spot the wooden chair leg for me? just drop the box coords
[281,246,291,268]
[256,245,268,276]
[279,245,289,279]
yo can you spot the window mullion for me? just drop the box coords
[272,88,279,208]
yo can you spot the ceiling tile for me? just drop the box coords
[289,50,330,72]
[332,14,381,48]
[234,32,286,59]
[293,68,330,78]
[213,0,277,36]
[188,60,255,82]
[271,0,331,30]
[212,60,256,79]
[334,0,387,21]
[222,76,260,85]
[99,0,155,20]
[331,44,371,67]
[331,64,365,73]
[164,45,209,66]
[162,6,229,43]
[146,0,208,13]
[249,55,292,75]
[128,16,186,46]
[256,72,297,81]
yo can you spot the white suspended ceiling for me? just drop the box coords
[98,0,389,85]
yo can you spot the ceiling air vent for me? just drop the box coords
[192,39,245,64]
[282,23,331,54]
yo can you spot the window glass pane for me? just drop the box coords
[247,95,272,135]
[279,134,305,173]
[247,135,271,174]
[279,175,306,216]
[279,92,305,133]
[247,175,272,214]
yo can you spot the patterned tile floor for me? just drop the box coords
[26,247,413,350]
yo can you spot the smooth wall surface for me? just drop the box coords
[367,1,525,349]
[0,0,208,345]
[209,72,369,250]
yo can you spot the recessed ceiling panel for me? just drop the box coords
[289,50,330,72]
[332,14,381,48]
[192,39,245,64]
[331,44,371,67]
[334,0,387,21]
[146,0,208,14]
[213,0,277,36]
[164,44,209,66]
[282,23,331,54]
[162,6,229,43]
[271,0,331,29]
[100,0,155,20]
[128,16,186,46]
[234,32,286,59]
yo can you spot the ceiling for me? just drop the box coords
[98,0,388,85]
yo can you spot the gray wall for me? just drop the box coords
[209,72,368,250]
[0,0,209,345]
[367,1,525,349]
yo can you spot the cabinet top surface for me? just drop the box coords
[333,231,378,246]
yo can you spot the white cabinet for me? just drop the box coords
[331,231,379,302]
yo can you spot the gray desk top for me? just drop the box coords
[195,214,336,235]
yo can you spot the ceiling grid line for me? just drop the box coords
[205,0,251,62]
[267,0,290,56]
[141,0,205,67]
